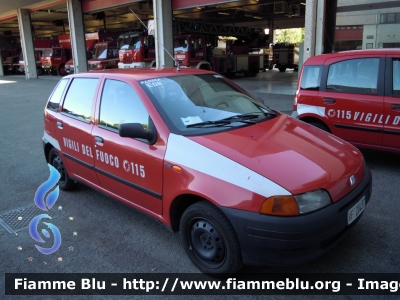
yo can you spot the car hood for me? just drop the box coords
[188,114,365,202]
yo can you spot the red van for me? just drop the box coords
[293,49,400,153]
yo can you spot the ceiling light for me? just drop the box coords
[253,16,263,19]
[300,2,306,5]
[218,12,230,15]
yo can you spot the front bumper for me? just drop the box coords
[220,167,372,266]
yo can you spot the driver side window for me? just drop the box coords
[99,79,150,132]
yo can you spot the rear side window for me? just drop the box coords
[99,79,149,132]
[47,78,69,112]
[300,66,322,90]
[62,78,99,122]
[327,58,379,94]
[393,59,400,96]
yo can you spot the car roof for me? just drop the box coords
[304,48,400,65]
[68,67,215,81]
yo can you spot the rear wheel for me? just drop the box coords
[225,69,236,79]
[248,63,259,77]
[36,67,43,76]
[180,201,243,274]
[49,148,77,191]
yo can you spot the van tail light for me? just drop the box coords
[293,89,299,111]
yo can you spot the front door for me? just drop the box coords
[92,77,165,215]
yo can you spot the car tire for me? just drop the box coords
[248,63,259,77]
[309,121,330,133]
[36,67,43,76]
[180,201,243,274]
[57,64,67,76]
[49,148,77,191]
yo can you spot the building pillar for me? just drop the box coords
[67,0,87,73]
[17,9,37,79]
[304,0,318,62]
[314,0,325,55]
[154,0,174,68]
[324,0,337,53]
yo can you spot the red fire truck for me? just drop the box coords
[65,32,121,74]
[40,34,71,76]
[117,31,156,68]
[174,33,265,77]
[172,20,267,77]
[87,41,120,71]
[2,49,21,74]
[18,39,58,75]
[268,43,299,72]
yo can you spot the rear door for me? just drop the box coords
[91,76,165,215]
[317,55,385,146]
[383,56,400,150]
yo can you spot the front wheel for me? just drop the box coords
[180,201,243,274]
[57,64,67,76]
[49,148,77,191]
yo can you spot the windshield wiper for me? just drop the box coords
[186,120,233,128]
[187,113,259,128]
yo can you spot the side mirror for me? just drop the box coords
[119,123,156,143]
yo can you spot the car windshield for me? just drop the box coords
[139,74,276,135]
[42,49,52,57]
[93,44,107,59]
[174,37,189,52]
[119,35,141,50]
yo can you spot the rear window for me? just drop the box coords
[300,66,322,90]
[327,58,379,94]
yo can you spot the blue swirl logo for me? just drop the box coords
[29,164,62,255]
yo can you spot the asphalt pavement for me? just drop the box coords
[0,70,399,300]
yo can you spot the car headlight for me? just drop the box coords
[260,189,331,216]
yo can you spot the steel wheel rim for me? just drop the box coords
[53,155,66,184]
[188,218,226,268]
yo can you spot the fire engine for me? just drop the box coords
[87,40,120,71]
[173,20,267,77]
[18,39,58,75]
[2,49,21,74]
[40,34,71,76]
[117,31,156,69]
[65,32,121,74]
[268,43,299,72]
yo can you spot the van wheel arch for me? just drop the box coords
[301,117,331,133]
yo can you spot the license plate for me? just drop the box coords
[348,196,365,225]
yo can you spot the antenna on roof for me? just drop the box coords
[129,8,179,70]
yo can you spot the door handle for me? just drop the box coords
[95,136,104,143]
[323,98,336,104]
[392,104,400,110]
[56,121,63,128]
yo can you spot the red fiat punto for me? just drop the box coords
[292,48,400,153]
[43,67,372,274]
